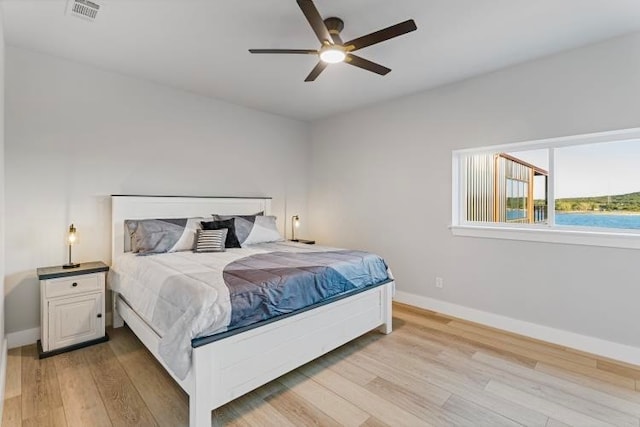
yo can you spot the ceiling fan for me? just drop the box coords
[249,0,417,82]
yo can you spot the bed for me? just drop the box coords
[109,195,394,427]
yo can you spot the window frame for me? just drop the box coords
[451,127,640,250]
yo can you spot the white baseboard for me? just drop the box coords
[0,337,8,422]
[7,314,114,350]
[7,327,40,349]
[394,290,640,366]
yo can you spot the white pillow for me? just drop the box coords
[169,217,207,252]
[241,216,284,246]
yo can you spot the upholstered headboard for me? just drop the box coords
[111,195,272,260]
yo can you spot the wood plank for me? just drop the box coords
[393,310,539,368]
[414,359,549,426]
[364,377,472,425]
[22,407,67,427]
[459,330,635,389]
[2,395,22,427]
[393,321,484,359]
[474,351,640,417]
[367,325,444,356]
[392,307,458,332]
[598,359,640,381]
[392,302,453,324]
[535,362,640,404]
[220,381,296,427]
[546,419,572,427]
[20,344,63,421]
[447,319,598,367]
[442,394,523,427]
[53,349,112,427]
[108,327,188,427]
[372,328,447,360]
[6,347,22,399]
[566,347,640,371]
[276,369,370,427]
[265,385,342,427]
[299,364,431,426]
[447,317,572,353]
[303,349,378,387]
[83,342,157,426]
[211,403,252,427]
[485,380,614,427]
[360,416,391,427]
[353,333,489,390]
[330,348,452,406]
[447,351,640,427]
[538,357,636,390]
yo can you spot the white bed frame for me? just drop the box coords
[110,195,394,427]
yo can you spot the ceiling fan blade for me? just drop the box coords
[345,54,391,76]
[249,49,317,55]
[305,61,328,82]
[297,0,333,44]
[344,19,417,52]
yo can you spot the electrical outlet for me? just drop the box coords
[435,277,444,289]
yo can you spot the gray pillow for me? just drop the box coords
[125,217,205,255]
[211,212,268,245]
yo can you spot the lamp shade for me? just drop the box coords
[67,224,78,245]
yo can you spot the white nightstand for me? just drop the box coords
[37,261,109,358]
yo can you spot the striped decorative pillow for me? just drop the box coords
[194,229,228,253]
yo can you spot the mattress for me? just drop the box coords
[108,241,390,379]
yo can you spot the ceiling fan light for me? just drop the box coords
[319,47,346,64]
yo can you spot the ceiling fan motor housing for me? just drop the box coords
[324,17,344,37]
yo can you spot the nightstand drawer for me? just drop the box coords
[45,274,101,298]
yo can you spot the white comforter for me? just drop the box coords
[108,242,334,379]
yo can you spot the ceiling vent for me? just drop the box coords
[67,0,101,21]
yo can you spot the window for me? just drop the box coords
[451,128,640,249]
[506,179,527,221]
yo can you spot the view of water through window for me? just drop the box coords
[465,140,640,230]
[499,141,640,230]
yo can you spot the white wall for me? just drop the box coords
[0,2,7,412]
[5,46,310,335]
[309,32,640,350]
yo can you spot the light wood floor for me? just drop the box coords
[5,303,640,426]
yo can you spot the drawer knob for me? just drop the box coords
[97,313,102,318]
[72,282,78,287]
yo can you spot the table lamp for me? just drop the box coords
[63,224,80,269]
[291,215,300,241]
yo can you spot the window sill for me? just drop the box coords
[450,224,640,250]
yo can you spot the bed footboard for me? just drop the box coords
[113,278,393,427]
[189,281,394,427]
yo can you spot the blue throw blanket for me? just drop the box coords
[223,250,389,330]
